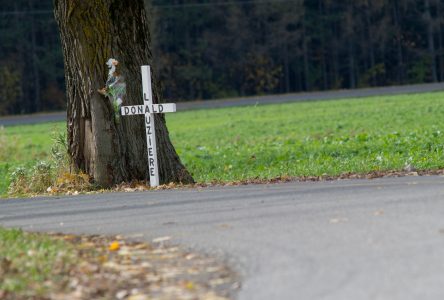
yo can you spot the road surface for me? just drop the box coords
[2,176,444,299]
[1,82,444,126]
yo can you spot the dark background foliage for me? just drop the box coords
[0,0,443,115]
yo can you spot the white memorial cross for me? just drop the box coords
[120,65,176,187]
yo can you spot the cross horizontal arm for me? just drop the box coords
[121,103,176,116]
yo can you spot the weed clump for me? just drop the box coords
[7,131,93,197]
[7,167,28,195]
[30,161,52,192]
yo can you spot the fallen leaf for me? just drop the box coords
[185,281,195,290]
[118,246,131,256]
[109,241,120,251]
[210,278,230,286]
[329,217,348,224]
[152,236,171,243]
[128,294,149,300]
[116,290,128,299]
[373,210,384,216]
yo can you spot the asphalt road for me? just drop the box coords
[2,82,444,126]
[2,176,444,299]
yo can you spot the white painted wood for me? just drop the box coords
[121,104,176,116]
[120,65,177,187]
[141,65,159,187]
[153,103,176,113]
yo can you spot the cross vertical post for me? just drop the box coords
[141,65,159,187]
[121,65,177,188]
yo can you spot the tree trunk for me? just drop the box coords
[302,22,310,91]
[13,3,26,114]
[29,0,41,113]
[348,43,356,89]
[345,6,356,89]
[53,0,194,187]
[283,42,290,93]
[365,9,376,86]
[425,0,438,82]
[318,0,328,90]
[392,0,404,84]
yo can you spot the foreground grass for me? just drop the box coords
[1,91,444,195]
[0,227,238,299]
[0,227,75,298]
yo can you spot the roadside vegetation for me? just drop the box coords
[1,91,444,197]
[0,227,237,299]
[0,227,75,298]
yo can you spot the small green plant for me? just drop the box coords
[8,166,28,195]
[8,162,54,195]
[48,131,94,193]
[50,131,70,174]
[6,130,93,196]
[29,161,53,193]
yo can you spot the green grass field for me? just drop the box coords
[0,122,65,196]
[1,91,444,196]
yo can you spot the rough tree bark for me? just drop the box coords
[53,0,194,187]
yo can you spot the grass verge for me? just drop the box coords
[0,227,75,299]
[0,227,238,299]
[2,91,444,196]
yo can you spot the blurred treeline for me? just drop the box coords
[0,0,443,115]
[0,1,63,115]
